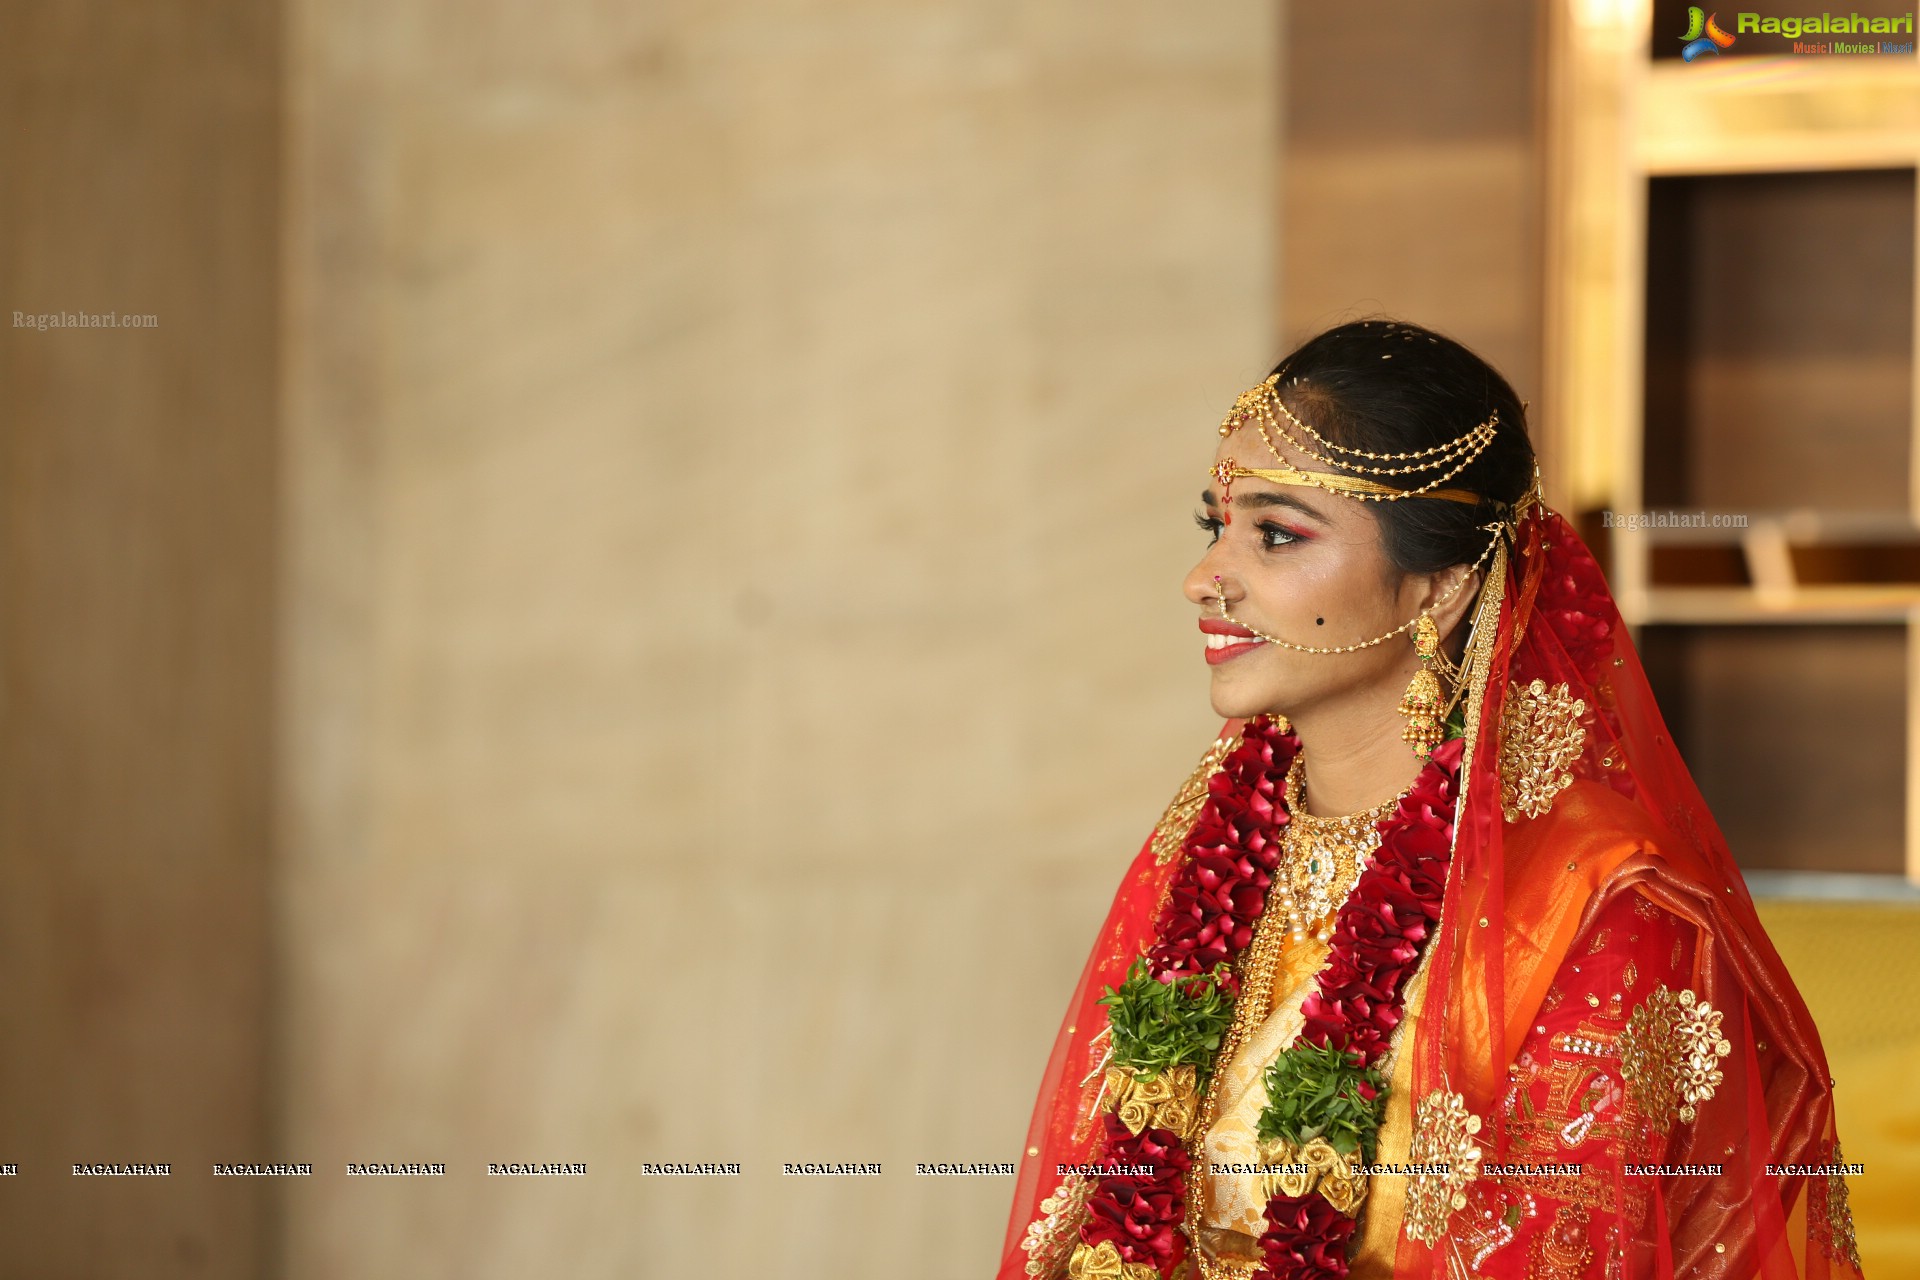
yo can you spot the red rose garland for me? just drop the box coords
[1072,719,1461,1279]
[1145,719,1297,990]
[1258,1196,1359,1280]
[1077,717,1297,1273]
[1295,737,1460,1066]
[1082,1113,1194,1271]
[1253,736,1462,1280]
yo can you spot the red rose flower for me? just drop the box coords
[1147,718,1295,982]
[1081,1114,1194,1269]
[1255,1193,1357,1279]
[1084,1183,1182,1266]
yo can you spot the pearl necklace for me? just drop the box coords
[1274,757,1410,943]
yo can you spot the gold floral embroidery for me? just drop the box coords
[1022,1175,1094,1279]
[1499,679,1588,822]
[1104,1063,1201,1142]
[1584,927,1611,955]
[1153,734,1242,864]
[1403,1088,1484,1245]
[1810,1140,1863,1273]
[1068,1238,1160,1280]
[1527,1203,1595,1279]
[1618,986,1731,1132]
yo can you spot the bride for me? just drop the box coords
[999,320,1864,1280]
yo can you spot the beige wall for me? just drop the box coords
[3,1,1274,1274]
[277,3,1277,1278]
[0,1,280,1275]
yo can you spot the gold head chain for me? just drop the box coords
[1214,371,1498,504]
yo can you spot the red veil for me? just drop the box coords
[999,505,1863,1279]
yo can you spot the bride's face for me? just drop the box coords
[1181,421,1434,723]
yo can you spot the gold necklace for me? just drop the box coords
[1275,757,1408,943]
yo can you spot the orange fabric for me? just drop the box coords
[1441,782,1657,1113]
[1497,783,1668,1066]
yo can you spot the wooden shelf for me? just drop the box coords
[1629,585,1920,625]
[1638,625,1907,874]
[1621,508,1920,544]
[1546,0,1920,881]
[1639,58,1920,174]
[1611,511,1920,608]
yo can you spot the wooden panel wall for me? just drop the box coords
[1280,0,1544,397]
[0,2,281,1274]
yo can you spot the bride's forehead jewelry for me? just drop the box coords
[1211,371,1499,517]
[1204,369,1530,672]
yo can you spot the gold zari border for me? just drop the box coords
[1022,1175,1094,1279]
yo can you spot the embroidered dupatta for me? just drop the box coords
[1000,506,1863,1280]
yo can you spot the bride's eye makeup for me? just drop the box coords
[1254,519,1305,549]
[1193,510,1306,551]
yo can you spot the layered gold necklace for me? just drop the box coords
[1273,757,1410,943]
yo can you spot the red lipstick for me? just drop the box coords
[1200,619,1266,665]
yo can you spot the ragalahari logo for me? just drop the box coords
[1681,7,1738,58]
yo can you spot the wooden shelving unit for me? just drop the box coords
[1542,0,1920,881]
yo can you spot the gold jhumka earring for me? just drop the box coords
[1398,613,1446,759]
[1209,367,1514,760]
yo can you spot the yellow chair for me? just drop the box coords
[1755,900,1920,1277]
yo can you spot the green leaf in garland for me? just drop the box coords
[1254,1040,1390,1164]
[1442,698,1468,742]
[1096,959,1236,1088]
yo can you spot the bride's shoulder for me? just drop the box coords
[1501,777,1680,888]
